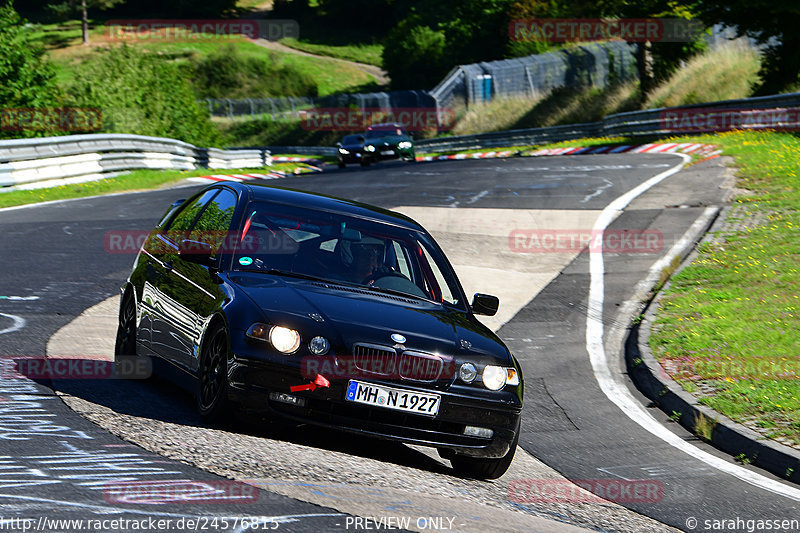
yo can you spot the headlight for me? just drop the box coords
[365,145,376,152]
[398,141,412,149]
[482,365,507,390]
[338,148,350,155]
[309,336,330,355]
[459,362,477,383]
[270,326,301,354]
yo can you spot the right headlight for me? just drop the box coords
[365,145,376,152]
[338,148,350,154]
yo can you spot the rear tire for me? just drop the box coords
[450,424,519,480]
[196,323,230,423]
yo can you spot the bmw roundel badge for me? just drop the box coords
[391,333,406,344]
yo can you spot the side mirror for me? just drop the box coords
[471,293,499,316]
[178,239,214,266]
[336,142,342,147]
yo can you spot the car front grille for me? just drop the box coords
[352,344,397,376]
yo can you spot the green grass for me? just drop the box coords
[450,83,640,135]
[278,37,383,67]
[29,21,377,96]
[649,130,800,446]
[0,163,308,209]
[646,42,761,108]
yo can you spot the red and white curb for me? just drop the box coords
[417,150,516,162]
[187,171,287,184]
[417,143,722,162]
[272,156,322,163]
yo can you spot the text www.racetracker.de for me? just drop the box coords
[0,516,281,531]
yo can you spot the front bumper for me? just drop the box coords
[227,354,522,458]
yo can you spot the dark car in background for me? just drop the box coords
[335,134,367,168]
[361,122,416,166]
[115,182,523,479]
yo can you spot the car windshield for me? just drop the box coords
[366,127,403,138]
[341,135,363,144]
[232,201,464,308]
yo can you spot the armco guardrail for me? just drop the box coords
[416,91,800,153]
[0,134,271,188]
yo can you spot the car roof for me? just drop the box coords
[367,122,404,129]
[220,182,425,231]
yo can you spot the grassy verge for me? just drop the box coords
[279,37,383,67]
[0,162,309,209]
[648,130,800,447]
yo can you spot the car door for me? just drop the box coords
[144,189,219,364]
[158,187,239,371]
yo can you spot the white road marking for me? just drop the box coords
[0,296,39,301]
[581,178,614,203]
[586,154,800,501]
[0,313,25,336]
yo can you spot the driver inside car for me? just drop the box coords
[350,239,385,283]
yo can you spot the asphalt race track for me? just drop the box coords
[0,155,797,532]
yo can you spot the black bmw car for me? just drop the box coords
[335,133,367,168]
[115,182,523,479]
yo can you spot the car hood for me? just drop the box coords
[230,274,509,362]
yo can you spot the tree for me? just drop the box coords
[0,4,60,138]
[695,0,800,92]
[45,0,124,44]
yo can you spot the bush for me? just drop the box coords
[188,45,318,99]
[67,45,220,146]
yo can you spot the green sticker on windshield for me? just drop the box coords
[239,256,253,266]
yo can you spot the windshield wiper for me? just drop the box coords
[359,284,432,303]
[237,268,327,283]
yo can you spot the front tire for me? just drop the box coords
[114,294,138,377]
[196,323,230,422]
[337,160,346,169]
[450,424,519,480]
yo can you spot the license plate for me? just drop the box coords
[380,150,395,156]
[345,380,440,416]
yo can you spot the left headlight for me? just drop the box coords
[270,326,301,354]
[482,365,507,390]
[481,365,520,390]
[398,141,412,149]
[246,323,301,354]
[365,145,376,152]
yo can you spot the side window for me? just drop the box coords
[419,244,457,305]
[165,190,218,236]
[190,189,238,254]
